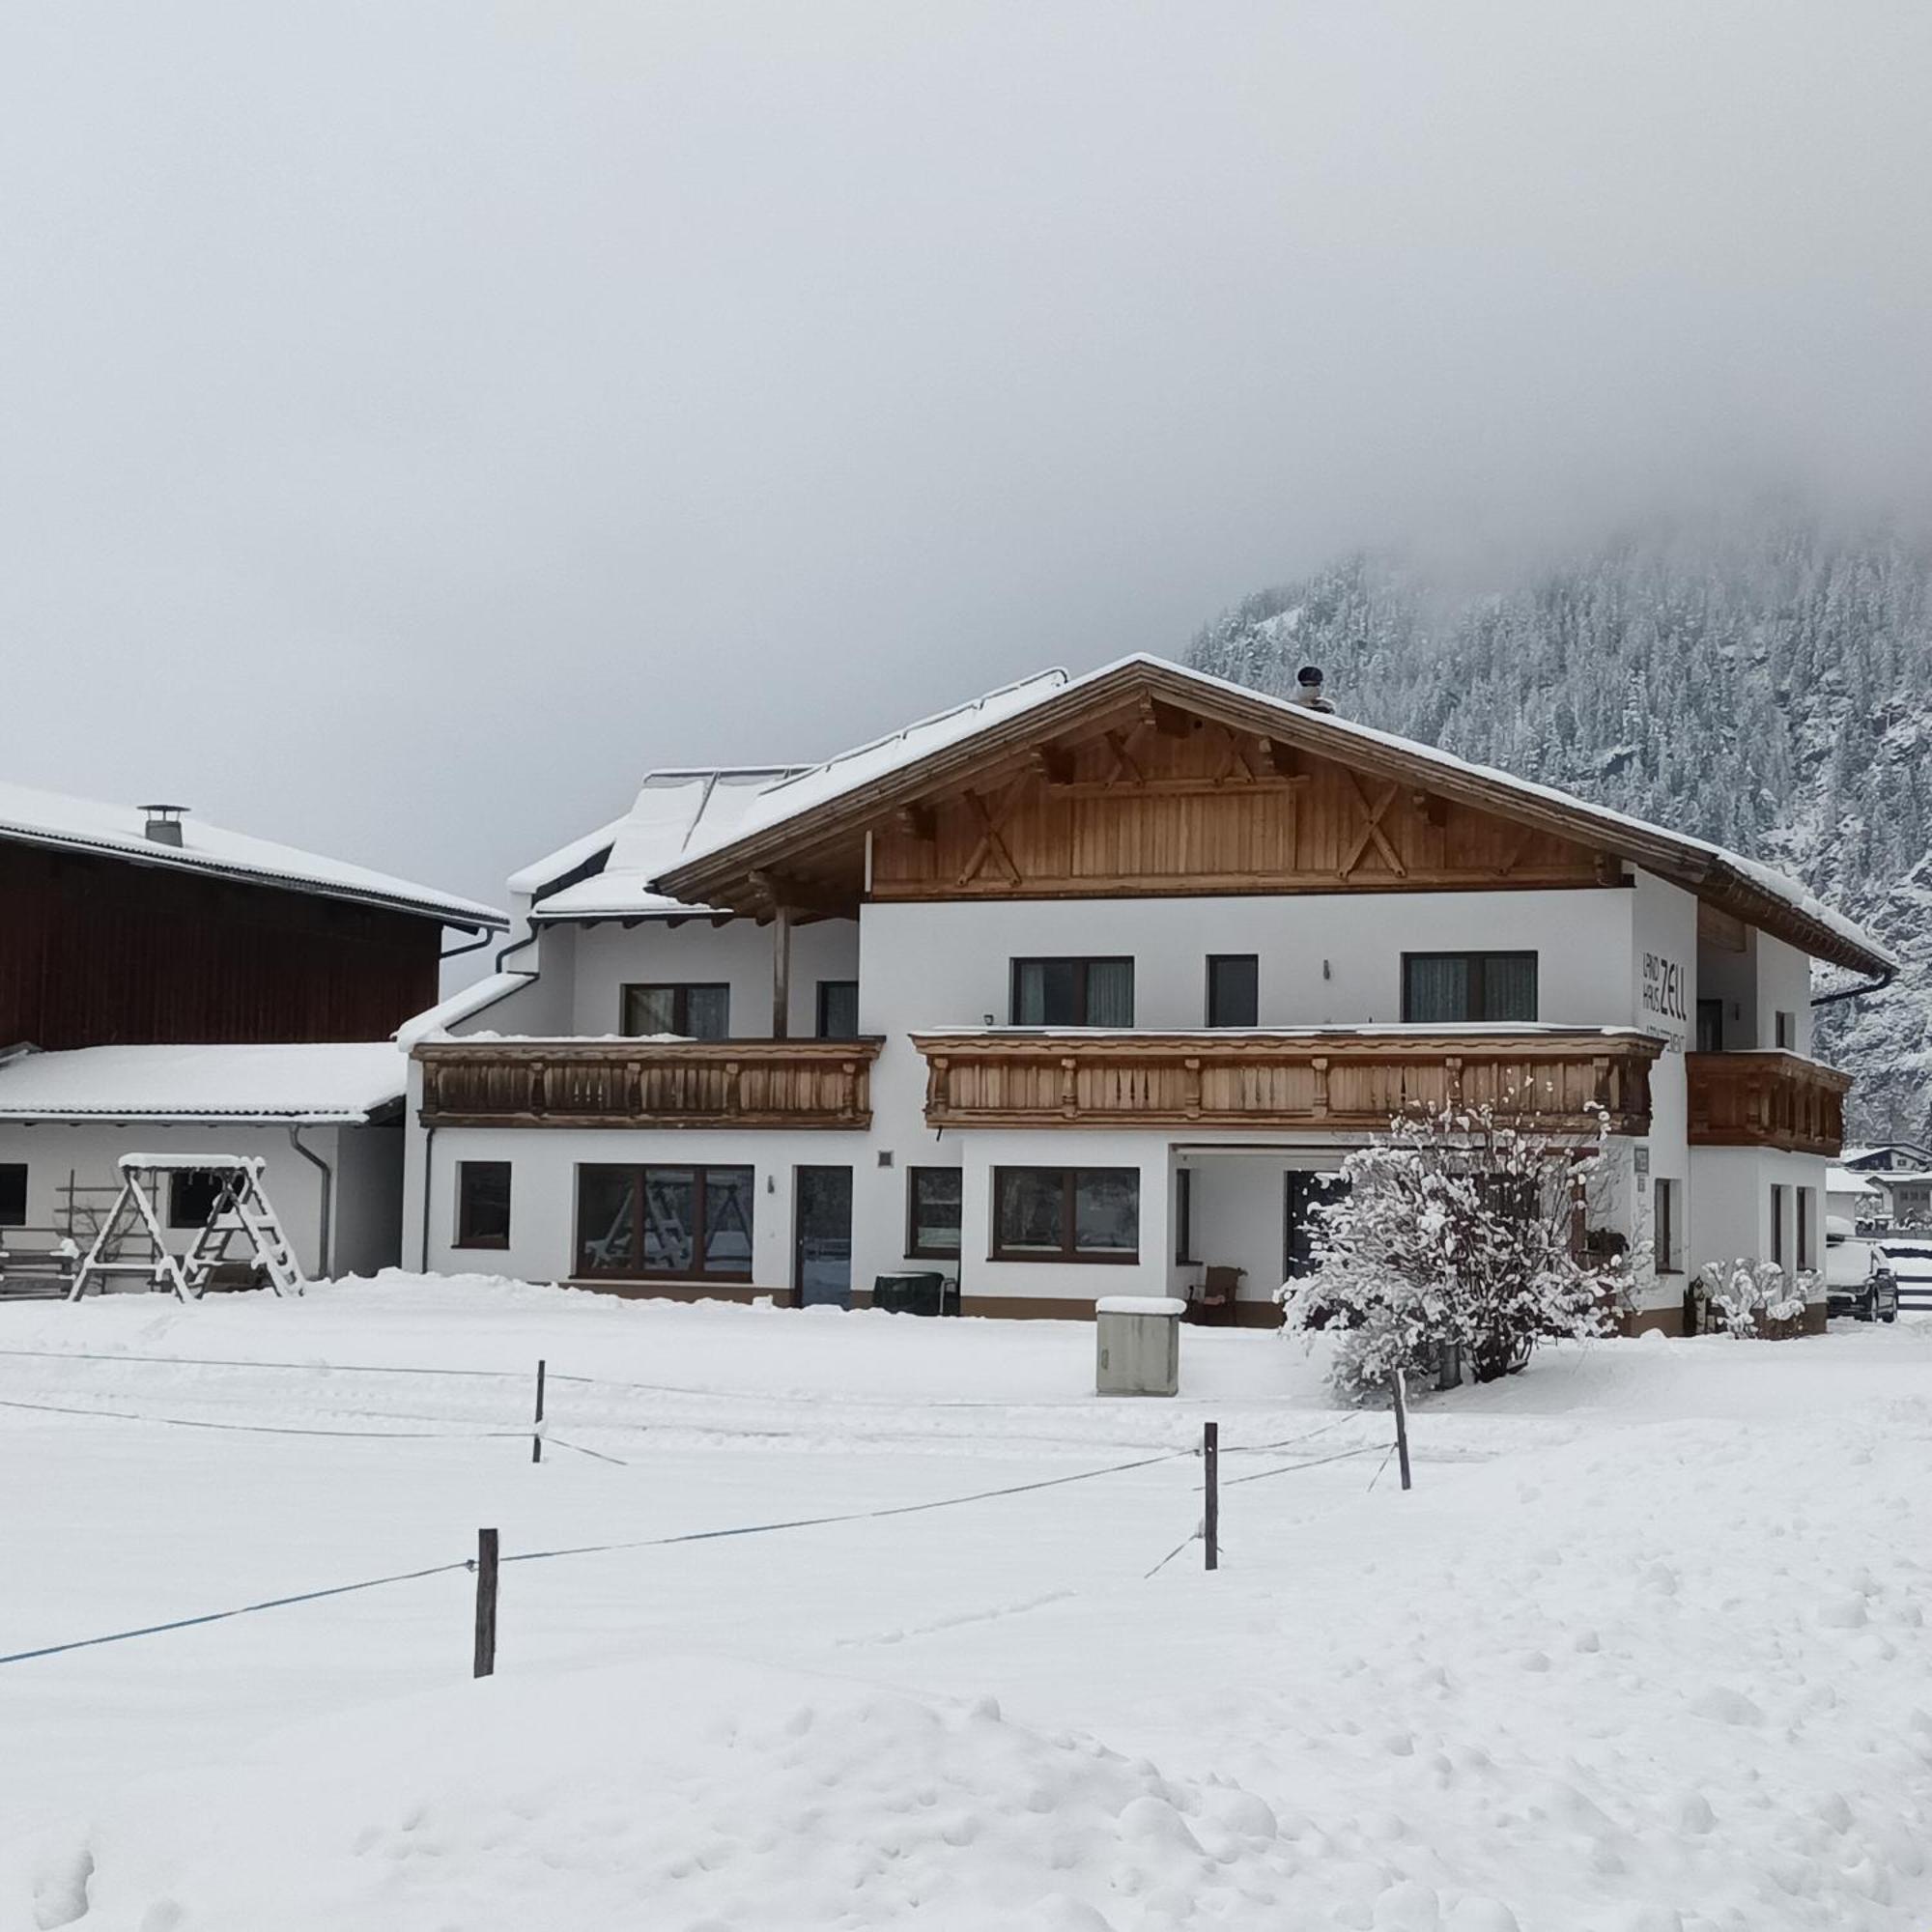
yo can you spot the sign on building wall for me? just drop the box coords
[1639,951,1689,1053]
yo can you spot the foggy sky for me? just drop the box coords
[5,2,1930,908]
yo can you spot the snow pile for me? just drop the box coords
[19,1660,1317,1931]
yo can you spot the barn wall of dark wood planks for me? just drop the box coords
[0,842,442,1047]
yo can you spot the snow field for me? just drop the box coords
[0,1275,1928,1929]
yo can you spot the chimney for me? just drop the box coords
[139,804,188,847]
[1291,666,1335,714]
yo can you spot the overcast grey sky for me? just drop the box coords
[5,3,1929,905]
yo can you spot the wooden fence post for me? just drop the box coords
[531,1358,547,1464]
[473,1527,498,1678]
[1390,1369,1412,1492]
[1203,1421,1219,1571]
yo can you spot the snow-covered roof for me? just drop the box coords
[0,1043,409,1123]
[1826,1167,1880,1196]
[393,972,537,1048]
[0,780,504,930]
[525,769,807,920]
[647,654,1892,977]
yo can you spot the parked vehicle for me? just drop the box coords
[1825,1217,1898,1322]
[1876,1236,1932,1315]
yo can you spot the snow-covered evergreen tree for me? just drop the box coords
[1189,503,1932,1136]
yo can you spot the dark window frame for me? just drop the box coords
[1770,1182,1787,1266]
[990,1165,1140,1264]
[1653,1176,1679,1274]
[815,980,861,1039]
[1009,956,1135,1028]
[1695,999,1724,1054]
[574,1162,755,1282]
[1284,1171,1350,1280]
[1775,1009,1796,1051]
[454,1159,513,1251]
[1206,953,1260,1028]
[619,981,731,1039]
[1175,1165,1195,1264]
[167,1168,230,1230]
[905,1166,963,1260]
[0,1163,25,1227]
[1400,951,1539,1024]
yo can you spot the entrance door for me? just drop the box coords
[794,1166,854,1309]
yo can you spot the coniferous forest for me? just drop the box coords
[1187,506,1932,1140]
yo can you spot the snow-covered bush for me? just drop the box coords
[1282,1096,1638,1399]
[1700,1260,1807,1340]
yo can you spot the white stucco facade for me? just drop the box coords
[401,867,1848,1331]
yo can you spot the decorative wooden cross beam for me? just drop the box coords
[1339,772,1406,878]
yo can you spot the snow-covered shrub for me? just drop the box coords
[1282,1095,1638,1399]
[1700,1260,1806,1340]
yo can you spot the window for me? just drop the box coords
[1797,1186,1813,1271]
[621,982,730,1039]
[907,1167,962,1259]
[1770,1183,1787,1266]
[168,1169,229,1229]
[1206,954,1259,1028]
[992,1167,1139,1263]
[0,1164,24,1227]
[455,1161,512,1249]
[1401,952,1538,1024]
[1653,1177,1680,1274]
[1695,1000,1724,1053]
[816,980,860,1039]
[1175,1166,1195,1264]
[1775,1009,1796,1051]
[1010,957,1134,1028]
[575,1164,754,1279]
[1284,1172,1349,1279]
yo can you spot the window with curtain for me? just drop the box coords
[992,1167,1139,1262]
[1401,952,1538,1023]
[621,983,730,1038]
[1009,957,1134,1027]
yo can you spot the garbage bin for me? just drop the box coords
[873,1271,946,1316]
[1094,1295,1184,1397]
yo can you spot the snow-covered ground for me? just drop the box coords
[0,1274,1928,1931]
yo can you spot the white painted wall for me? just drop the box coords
[417,1122,872,1291]
[567,918,861,1040]
[0,1122,399,1281]
[1687,1146,1829,1299]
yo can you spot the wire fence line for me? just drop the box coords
[0,1423,1390,1674]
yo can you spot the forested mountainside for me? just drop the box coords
[1186,511,1932,1140]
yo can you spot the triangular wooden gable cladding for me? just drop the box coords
[867,692,1605,899]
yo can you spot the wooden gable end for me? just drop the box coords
[868,697,1606,900]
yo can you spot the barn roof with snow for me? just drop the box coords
[0,1042,409,1124]
[0,780,504,931]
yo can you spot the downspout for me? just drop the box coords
[1811,965,1896,1009]
[440,925,495,964]
[418,1122,437,1271]
[287,1124,334,1280]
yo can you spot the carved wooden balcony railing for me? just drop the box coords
[911,1029,1660,1134]
[1686,1051,1850,1158]
[414,1037,882,1129]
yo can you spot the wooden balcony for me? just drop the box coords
[911,1029,1661,1134]
[1686,1051,1850,1157]
[414,1037,882,1130]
